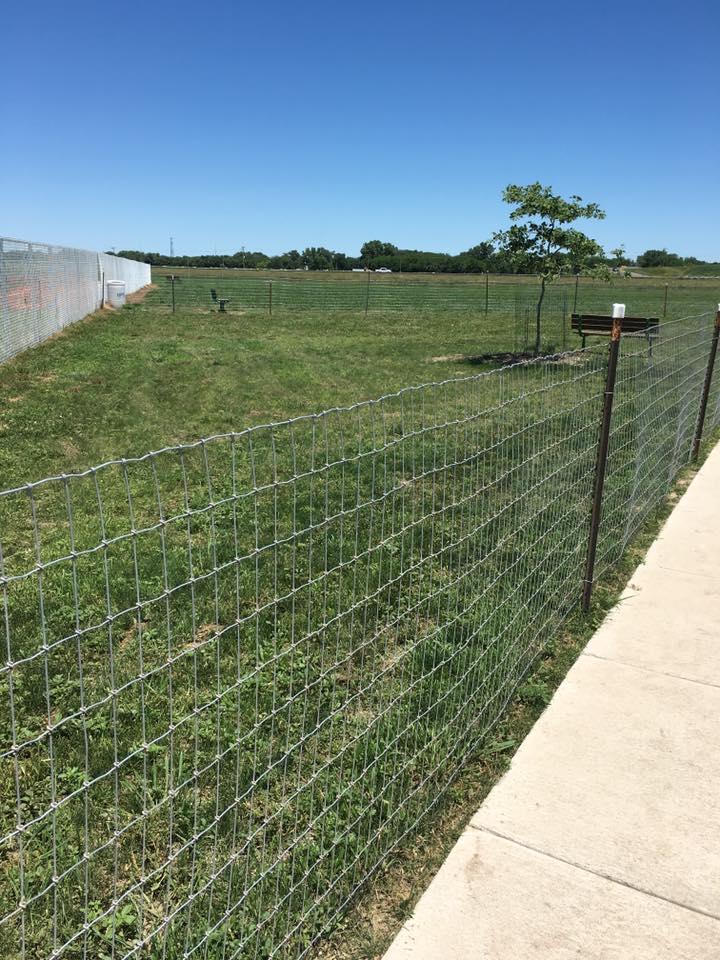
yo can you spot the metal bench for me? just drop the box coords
[210,289,230,312]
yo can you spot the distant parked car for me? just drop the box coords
[375,267,392,273]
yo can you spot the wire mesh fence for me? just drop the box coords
[0,238,151,364]
[146,270,720,355]
[595,312,717,578]
[0,310,718,959]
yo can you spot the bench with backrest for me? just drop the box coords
[571,313,659,348]
[210,289,231,312]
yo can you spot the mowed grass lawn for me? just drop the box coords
[0,313,613,957]
[146,266,720,324]
[0,286,718,958]
[3,273,720,489]
[0,303,513,489]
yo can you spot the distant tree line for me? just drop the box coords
[110,243,717,274]
[635,248,709,268]
[111,241,520,273]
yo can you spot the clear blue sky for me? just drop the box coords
[2,0,718,259]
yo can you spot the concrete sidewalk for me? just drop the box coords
[384,445,720,960]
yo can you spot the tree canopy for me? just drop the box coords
[493,182,606,353]
[636,248,685,268]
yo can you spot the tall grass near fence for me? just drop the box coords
[0,312,718,959]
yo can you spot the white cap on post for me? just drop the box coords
[612,303,626,319]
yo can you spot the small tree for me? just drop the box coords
[494,183,606,353]
[610,246,626,268]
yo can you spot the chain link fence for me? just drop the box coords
[0,311,718,958]
[0,238,151,364]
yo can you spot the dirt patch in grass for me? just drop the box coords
[430,350,590,368]
[552,351,589,365]
[429,353,467,363]
[126,283,156,304]
[59,439,81,460]
[430,351,537,366]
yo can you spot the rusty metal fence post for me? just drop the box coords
[691,304,720,461]
[582,303,625,613]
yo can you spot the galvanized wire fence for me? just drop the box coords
[0,310,718,959]
[596,312,717,577]
[146,271,720,355]
[0,238,151,364]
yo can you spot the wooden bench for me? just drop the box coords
[571,313,659,348]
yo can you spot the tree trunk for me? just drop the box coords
[535,276,546,355]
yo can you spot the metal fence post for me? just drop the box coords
[364,270,371,318]
[662,282,669,318]
[268,280,273,318]
[582,303,625,613]
[691,304,720,461]
[485,271,489,316]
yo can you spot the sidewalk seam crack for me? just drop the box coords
[581,651,720,690]
[655,562,720,583]
[470,823,720,923]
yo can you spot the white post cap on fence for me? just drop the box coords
[612,303,626,319]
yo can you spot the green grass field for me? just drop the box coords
[2,273,719,491]
[146,269,720,340]
[0,348,609,959]
[0,304,524,489]
[629,264,720,278]
[0,280,719,959]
